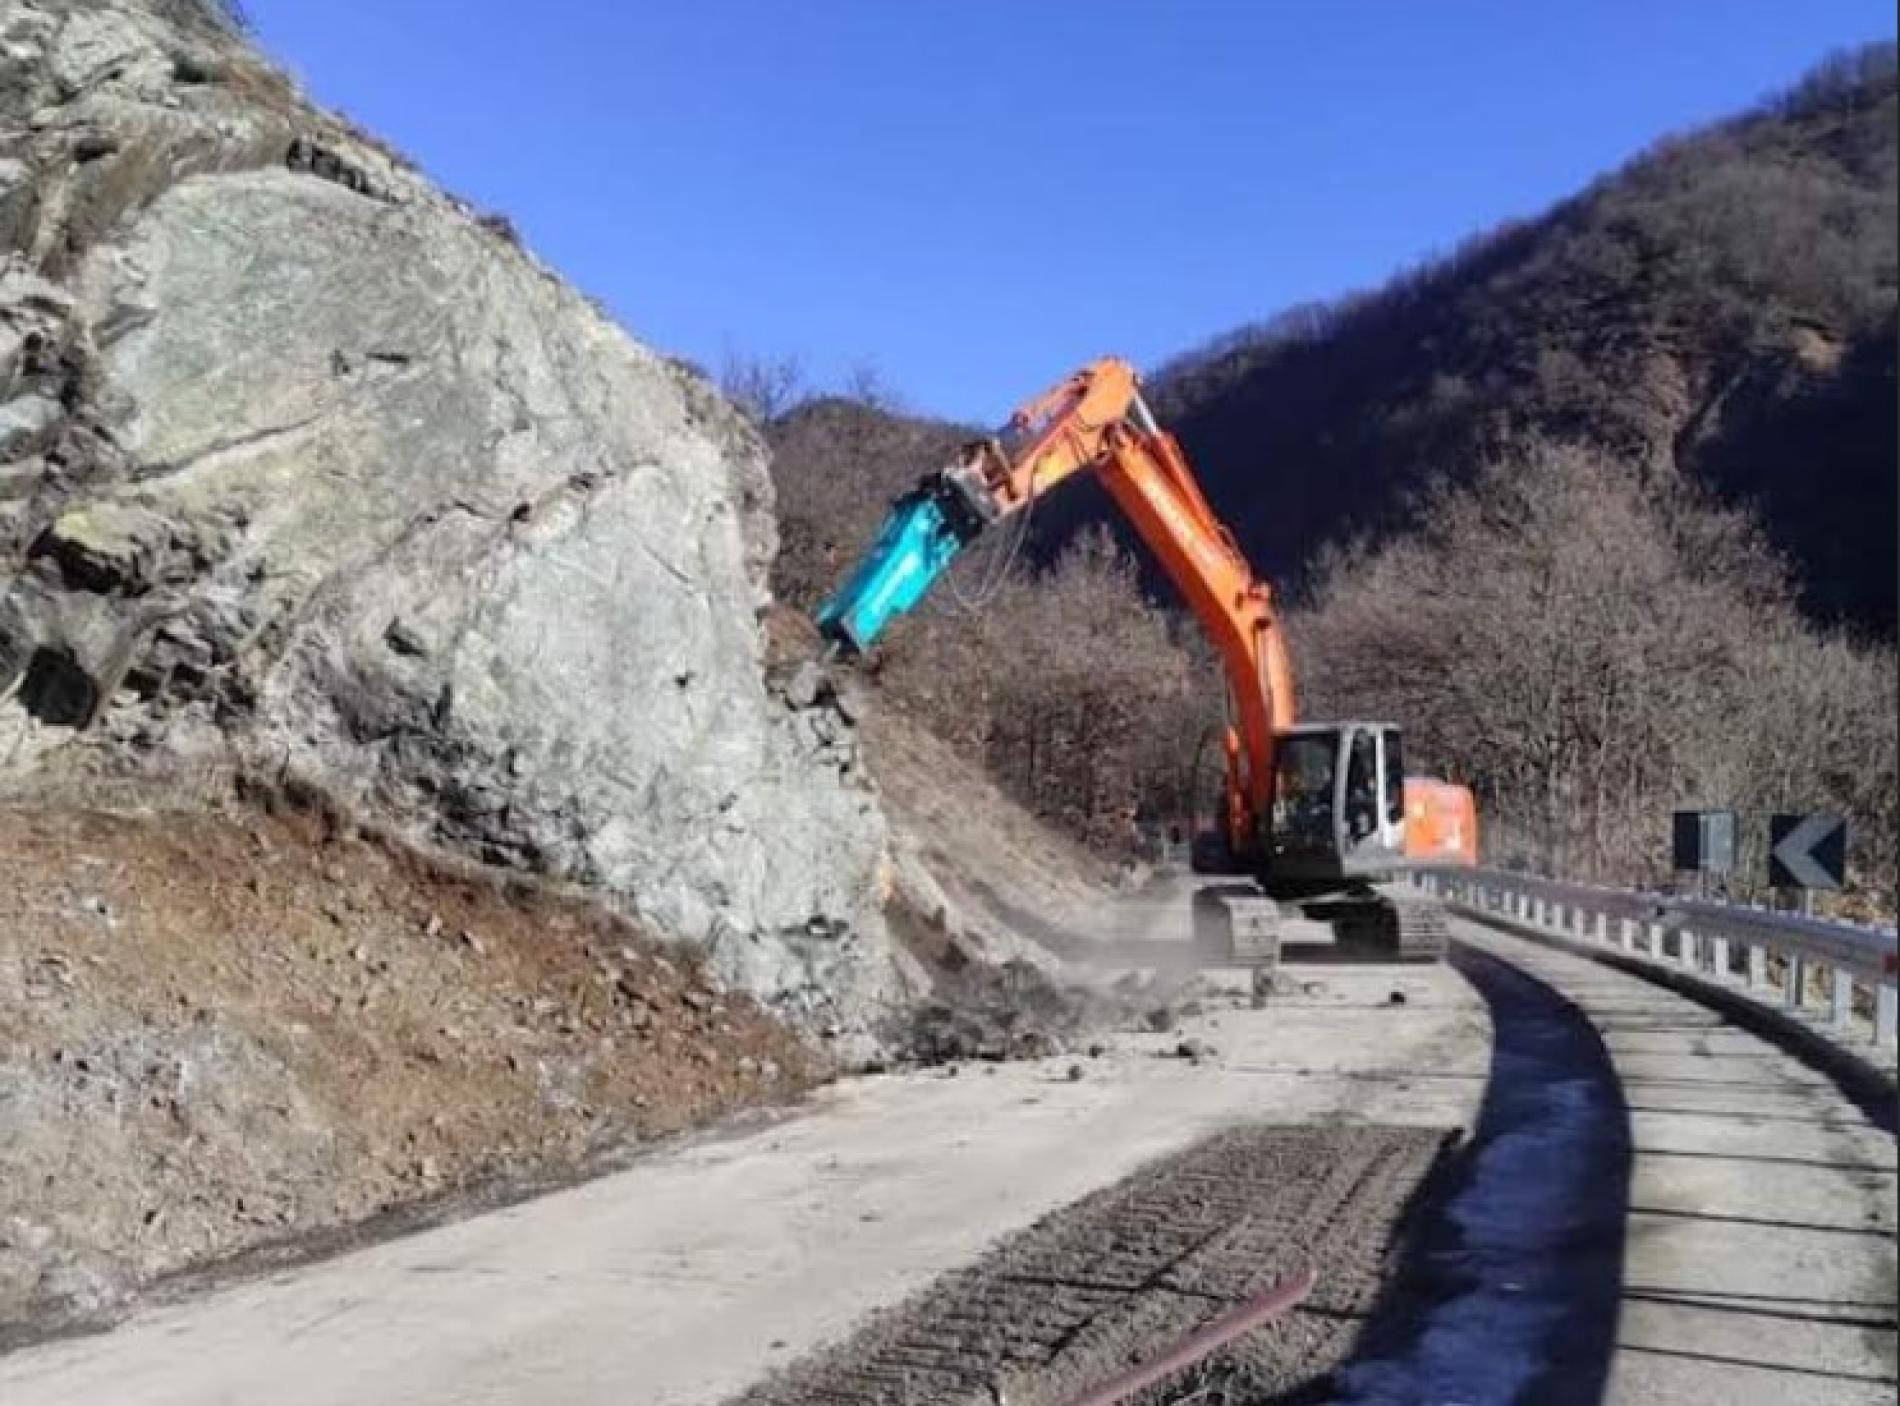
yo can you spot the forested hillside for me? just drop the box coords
[1069,44,1896,636]
[1293,445,1895,905]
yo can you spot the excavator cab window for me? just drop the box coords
[1383,727,1405,826]
[1345,731,1379,841]
[1271,732,1339,847]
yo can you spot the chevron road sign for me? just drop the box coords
[1768,813,1846,891]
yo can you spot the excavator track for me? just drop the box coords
[1351,882,1451,962]
[1385,890,1451,961]
[1195,883,1450,967]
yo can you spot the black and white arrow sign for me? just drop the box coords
[1768,813,1846,891]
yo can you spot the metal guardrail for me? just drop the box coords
[1417,866,1899,1052]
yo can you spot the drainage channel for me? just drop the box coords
[1324,941,1633,1405]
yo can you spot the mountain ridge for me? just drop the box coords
[1119,42,1896,633]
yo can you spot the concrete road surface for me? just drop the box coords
[0,890,1488,1406]
[2,895,1893,1405]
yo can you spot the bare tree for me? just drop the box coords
[718,348,808,427]
[841,360,905,415]
[1295,437,1896,910]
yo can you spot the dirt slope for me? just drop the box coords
[0,639,1161,1340]
[0,788,818,1337]
[863,703,1120,955]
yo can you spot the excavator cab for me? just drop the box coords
[1264,723,1407,886]
[1196,718,1450,964]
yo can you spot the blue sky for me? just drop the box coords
[246,2,1894,423]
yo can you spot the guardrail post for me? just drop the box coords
[1457,868,1896,1050]
[1829,966,1853,1029]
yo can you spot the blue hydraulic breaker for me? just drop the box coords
[815,479,979,654]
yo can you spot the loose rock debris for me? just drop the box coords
[893,961,1246,1070]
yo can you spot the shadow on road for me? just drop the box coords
[1307,942,1635,1405]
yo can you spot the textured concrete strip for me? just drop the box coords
[727,1126,1451,1406]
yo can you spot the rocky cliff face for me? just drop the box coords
[0,0,908,1038]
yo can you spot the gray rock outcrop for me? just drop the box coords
[0,0,911,1038]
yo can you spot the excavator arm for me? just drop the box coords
[817,357,1291,856]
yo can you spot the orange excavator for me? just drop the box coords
[817,357,1475,963]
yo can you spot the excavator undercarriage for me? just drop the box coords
[1192,879,1450,974]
